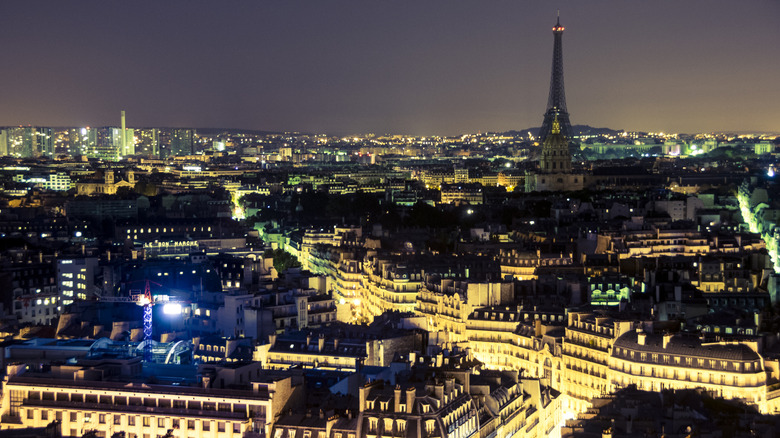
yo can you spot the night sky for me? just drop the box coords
[1,1,778,135]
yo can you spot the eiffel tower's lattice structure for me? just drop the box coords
[538,14,573,142]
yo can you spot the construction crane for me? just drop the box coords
[97,279,188,362]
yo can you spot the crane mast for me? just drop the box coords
[142,280,153,362]
[96,279,187,363]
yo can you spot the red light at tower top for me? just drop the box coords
[553,10,564,32]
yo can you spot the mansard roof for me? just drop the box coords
[613,330,761,362]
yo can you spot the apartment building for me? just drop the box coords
[440,183,484,205]
[499,250,575,281]
[610,330,769,411]
[256,319,421,373]
[0,257,59,325]
[416,276,514,343]
[459,307,780,415]
[270,350,561,438]
[362,257,422,317]
[466,306,565,383]
[0,359,303,438]
[561,312,635,415]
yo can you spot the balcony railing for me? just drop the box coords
[23,399,248,420]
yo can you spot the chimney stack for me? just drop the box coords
[120,111,127,155]
[434,383,444,402]
[662,333,673,349]
[636,328,646,346]
[359,384,369,412]
[406,387,416,413]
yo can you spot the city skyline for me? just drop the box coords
[1,1,779,136]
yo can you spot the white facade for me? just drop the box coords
[12,172,72,191]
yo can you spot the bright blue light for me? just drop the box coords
[163,303,182,315]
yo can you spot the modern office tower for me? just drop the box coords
[88,126,133,161]
[67,127,98,156]
[125,128,135,155]
[93,127,122,161]
[111,128,123,157]
[171,128,195,156]
[135,128,160,157]
[4,128,27,157]
[158,128,172,158]
[192,132,211,155]
[538,14,573,142]
[1,127,52,157]
[111,127,135,157]
[66,129,79,155]
[34,127,53,157]
[0,129,7,156]
[52,128,71,155]
[5,128,24,157]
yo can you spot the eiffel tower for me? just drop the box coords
[538,13,573,142]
